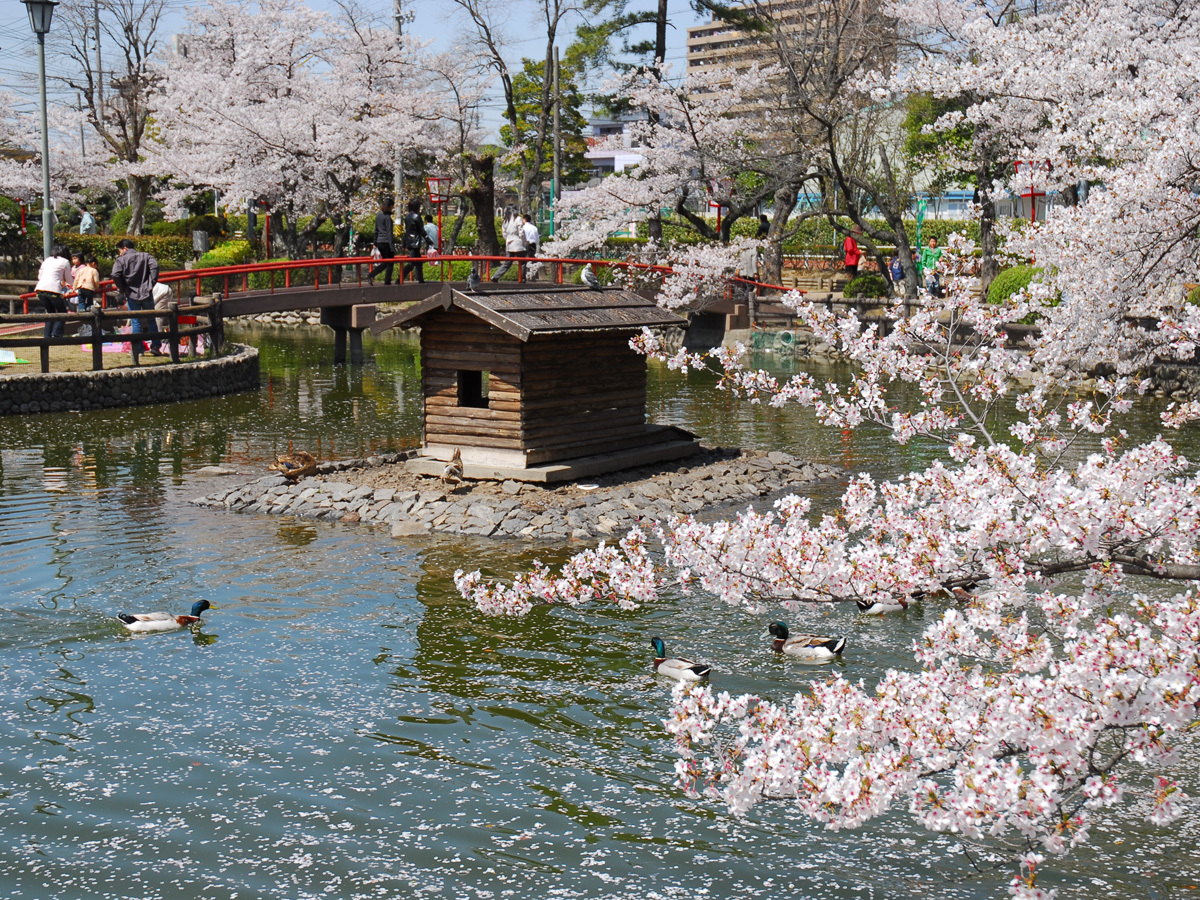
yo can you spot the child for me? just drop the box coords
[69,253,83,309]
[73,255,100,312]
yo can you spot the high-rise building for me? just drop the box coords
[686,0,894,83]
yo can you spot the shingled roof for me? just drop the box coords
[370,284,684,341]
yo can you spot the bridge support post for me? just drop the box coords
[320,304,375,366]
[332,326,348,364]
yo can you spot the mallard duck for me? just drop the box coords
[117,600,216,633]
[768,622,846,662]
[856,597,909,616]
[269,446,317,482]
[651,636,711,681]
[441,448,463,488]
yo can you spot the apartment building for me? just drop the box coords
[686,0,894,82]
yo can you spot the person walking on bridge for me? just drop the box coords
[368,197,396,285]
[521,213,540,281]
[490,210,527,282]
[401,199,427,284]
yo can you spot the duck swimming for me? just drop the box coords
[768,621,846,662]
[117,600,216,633]
[651,636,711,681]
[856,597,909,616]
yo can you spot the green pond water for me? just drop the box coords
[1,325,1197,900]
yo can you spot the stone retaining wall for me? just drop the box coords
[193,447,840,542]
[0,344,260,415]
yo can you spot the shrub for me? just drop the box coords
[109,201,165,235]
[147,214,229,239]
[987,265,1042,304]
[195,240,256,268]
[844,273,890,298]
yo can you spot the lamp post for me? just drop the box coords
[23,0,59,259]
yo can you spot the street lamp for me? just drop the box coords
[23,0,59,259]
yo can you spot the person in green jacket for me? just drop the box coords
[919,237,943,297]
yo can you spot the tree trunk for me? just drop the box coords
[762,185,799,286]
[647,213,662,242]
[465,154,500,256]
[873,146,920,301]
[976,167,1000,299]
[127,175,152,235]
[447,211,468,251]
[331,214,349,259]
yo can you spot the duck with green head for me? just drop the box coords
[768,621,846,662]
[651,637,711,682]
[117,600,216,634]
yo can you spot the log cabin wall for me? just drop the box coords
[421,308,525,451]
[519,332,648,464]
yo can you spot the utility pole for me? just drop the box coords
[393,0,413,203]
[94,0,103,111]
[552,46,560,237]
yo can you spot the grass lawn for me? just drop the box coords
[0,338,197,375]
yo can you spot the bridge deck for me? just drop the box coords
[219,281,446,318]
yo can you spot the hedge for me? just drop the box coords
[51,233,193,275]
[109,202,165,235]
[147,214,230,239]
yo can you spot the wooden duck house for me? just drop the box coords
[373,284,700,482]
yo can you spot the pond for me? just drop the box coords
[1,325,1196,899]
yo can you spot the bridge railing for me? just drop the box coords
[19,253,794,306]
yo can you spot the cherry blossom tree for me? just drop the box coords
[447,0,583,216]
[0,90,40,200]
[455,1,1200,893]
[419,49,490,251]
[53,0,167,235]
[150,0,434,258]
[551,0,922,290]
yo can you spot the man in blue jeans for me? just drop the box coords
[110,238,161,357]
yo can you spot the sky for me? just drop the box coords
[1,0,703,143]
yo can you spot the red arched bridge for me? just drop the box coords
[6,253,798,370]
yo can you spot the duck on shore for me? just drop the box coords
[269,444,317,482]
[441,448,463,489]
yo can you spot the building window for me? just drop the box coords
[458,370,489,408]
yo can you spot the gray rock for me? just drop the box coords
[501,480,523,495]
[392,519,430,537]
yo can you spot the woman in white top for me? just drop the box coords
[35,245,73,339]
[490,210,528,281]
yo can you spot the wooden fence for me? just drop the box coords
[1,279,36,316]
[0,298,226,373]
